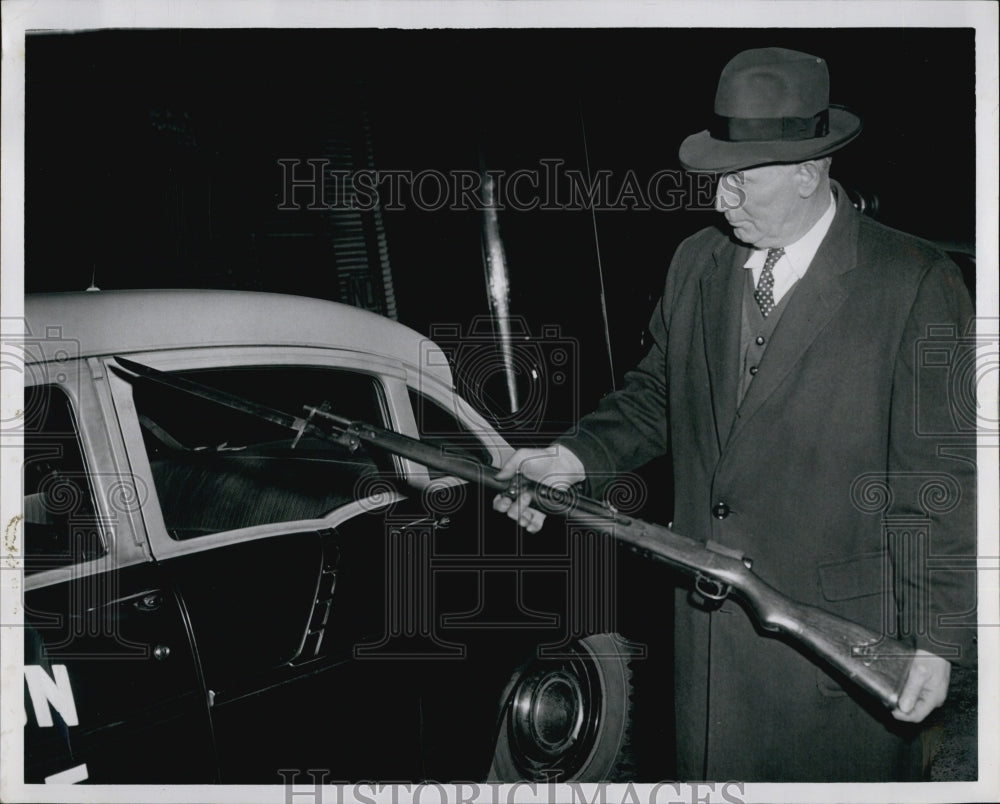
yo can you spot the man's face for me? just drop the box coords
[715,164,806,248]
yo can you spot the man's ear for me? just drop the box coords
[795,160,825,198]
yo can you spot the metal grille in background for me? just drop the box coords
[260,81,398,319]
[322,84,398,320]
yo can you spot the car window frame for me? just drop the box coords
[23,358,150,592]
[106,346,428,561]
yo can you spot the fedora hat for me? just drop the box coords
[678,47,863,173]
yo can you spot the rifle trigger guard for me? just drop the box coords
[693,574,731,608]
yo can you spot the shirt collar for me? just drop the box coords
[743,192,837,277]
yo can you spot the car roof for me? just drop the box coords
[24,289,454,384]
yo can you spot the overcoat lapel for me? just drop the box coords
[724,191,860,451]
[700,237,748,452]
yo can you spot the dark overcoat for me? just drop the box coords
[560,184,977,781]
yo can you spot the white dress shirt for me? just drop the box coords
[743,192,837,304]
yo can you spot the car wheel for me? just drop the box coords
[487,632,636,782]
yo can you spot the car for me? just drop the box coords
[16,289,644,785]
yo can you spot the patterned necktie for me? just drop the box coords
[753,247,784,318]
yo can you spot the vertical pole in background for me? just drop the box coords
[579,99,617,392]
[480,168,520,415]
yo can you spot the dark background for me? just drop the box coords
[26,28,976,444]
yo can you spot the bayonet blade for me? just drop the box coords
[112,355,313,436]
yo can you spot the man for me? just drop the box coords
[493,47,976,781]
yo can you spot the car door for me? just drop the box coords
[22,371,216,784]
[107,352,434,781]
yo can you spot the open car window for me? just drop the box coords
[130,365,391,539]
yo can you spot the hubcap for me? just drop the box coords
[505,648,602,779]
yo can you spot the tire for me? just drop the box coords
[487,633,636,782]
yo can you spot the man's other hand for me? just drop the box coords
[891,649,951,723]
[492,446,586,533]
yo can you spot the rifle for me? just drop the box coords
[113,356,915,709]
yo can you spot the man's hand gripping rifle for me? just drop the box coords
[114,356,915,710]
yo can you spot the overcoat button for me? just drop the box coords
[712,502,730,519]
[755,335,765,345]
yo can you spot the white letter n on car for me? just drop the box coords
[24,664,79,727]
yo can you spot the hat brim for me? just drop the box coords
[678,107,863,173]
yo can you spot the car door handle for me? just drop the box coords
[134,592,164,613]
